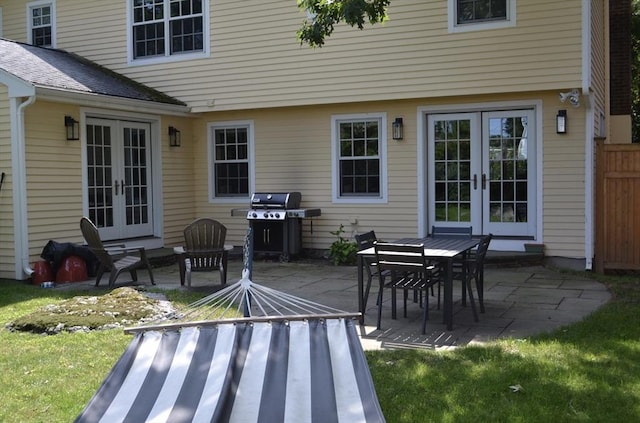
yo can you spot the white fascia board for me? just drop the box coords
[35,86,191,116]
[0,69,36,97]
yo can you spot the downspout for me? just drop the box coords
[11,95,36,279]
[582,0,594,270]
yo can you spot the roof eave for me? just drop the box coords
[35,85,192,116]
[0,69,36,97]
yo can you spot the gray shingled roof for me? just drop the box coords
[0,38,185,106]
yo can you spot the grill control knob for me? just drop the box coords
[263,212,269,218]
[252,212,257,218]
[274,213,280,218]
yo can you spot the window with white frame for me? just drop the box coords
[209,122,253,199]
[130,0,208,62]
[332,114,386,202]
[27,1,55,47]
[448,0,515,33]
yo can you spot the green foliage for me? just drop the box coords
[328,224,358,265]
[297,0,390,47]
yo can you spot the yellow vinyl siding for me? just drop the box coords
[542,101,586,259]
[0,1,25,43]
[161,116,198,246]
[186,93,587,258]
[4,0,586,112]
[23,102,85,263]
[0,85,15,278]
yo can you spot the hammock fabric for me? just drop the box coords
[75,318,385,423]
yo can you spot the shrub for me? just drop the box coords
[328,224,358,265]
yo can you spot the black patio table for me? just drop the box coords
[356,236,480,331]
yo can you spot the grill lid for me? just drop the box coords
[250,192,301,209]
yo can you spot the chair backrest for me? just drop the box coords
[475,233,492,261]
[431,225,473,239]
[470,233,493,273]
[374,242,428,274]
[355,231,377,251]
[184,218,227,252]
[80,217,114,267]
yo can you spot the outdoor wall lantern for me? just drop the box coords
[64,115,79,140]
[556,110,567,134]
[168,126,181,147]
[392,117,404,140]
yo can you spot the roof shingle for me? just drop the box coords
[0,38,185,106]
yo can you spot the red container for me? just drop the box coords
[55,256,88,283]
[32,260,54,285]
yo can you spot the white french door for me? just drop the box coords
[85,118,153,240]
[427,110,536,238]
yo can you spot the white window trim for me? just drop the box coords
[126,0,210,66]
[207,120,255,203]
[448,0,516,33]
[331,113,388,204]
[26,0,56,47]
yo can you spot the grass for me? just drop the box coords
[1,270,640,422]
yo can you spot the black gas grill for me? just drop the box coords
[233,192,321,261]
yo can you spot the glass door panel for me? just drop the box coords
[483,110,536,236]
[86,119,119,239]
[428,113,482,233]
[121,122,153,237]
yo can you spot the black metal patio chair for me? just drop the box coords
[374,242,442,334]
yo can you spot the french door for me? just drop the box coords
[85,118,153,240]
[427,110,536,237]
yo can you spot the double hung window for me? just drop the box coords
[209,122,253,200]
[332,114,387,203]
[27,1,54,47]
[449,0,515,32]
[130,0,207,62]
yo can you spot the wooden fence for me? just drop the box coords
[595,142,640,273]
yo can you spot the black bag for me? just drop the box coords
[40,240,100,276]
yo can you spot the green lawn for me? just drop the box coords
[1,271,639,422]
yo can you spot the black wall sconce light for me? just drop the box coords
[392,117,404,140]
[556,110,567,134]
[64,115,79,140]
[168,126,181,147]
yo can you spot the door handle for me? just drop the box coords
[473,174,477,190]
[482,174,487,190]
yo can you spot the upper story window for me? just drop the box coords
[208,121,254,201]
[448,0,516,33]
[27,1,55,47]
[332,114,387,203]
[129,0,209,64]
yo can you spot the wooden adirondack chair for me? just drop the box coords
[79,217,155,288]
[177,218,228,288]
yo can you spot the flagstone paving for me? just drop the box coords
[61,257,611,351]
